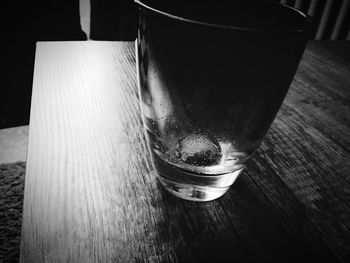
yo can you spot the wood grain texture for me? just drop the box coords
[20,41,349,262]
[247,41,350,262]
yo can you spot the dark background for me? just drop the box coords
[2,0,138,129]
[1,0,349,129]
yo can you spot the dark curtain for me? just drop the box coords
[2,1,86,128]
[90,0,138,41]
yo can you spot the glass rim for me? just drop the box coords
[134,0,312,33]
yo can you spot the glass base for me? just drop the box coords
[158,177,229,202]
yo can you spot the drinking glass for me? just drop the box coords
[135,0,311,201]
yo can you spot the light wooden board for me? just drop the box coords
[20,41,159,262]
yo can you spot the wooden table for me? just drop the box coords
[20,41,350,262]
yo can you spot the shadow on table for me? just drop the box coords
[154,170,339,263]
